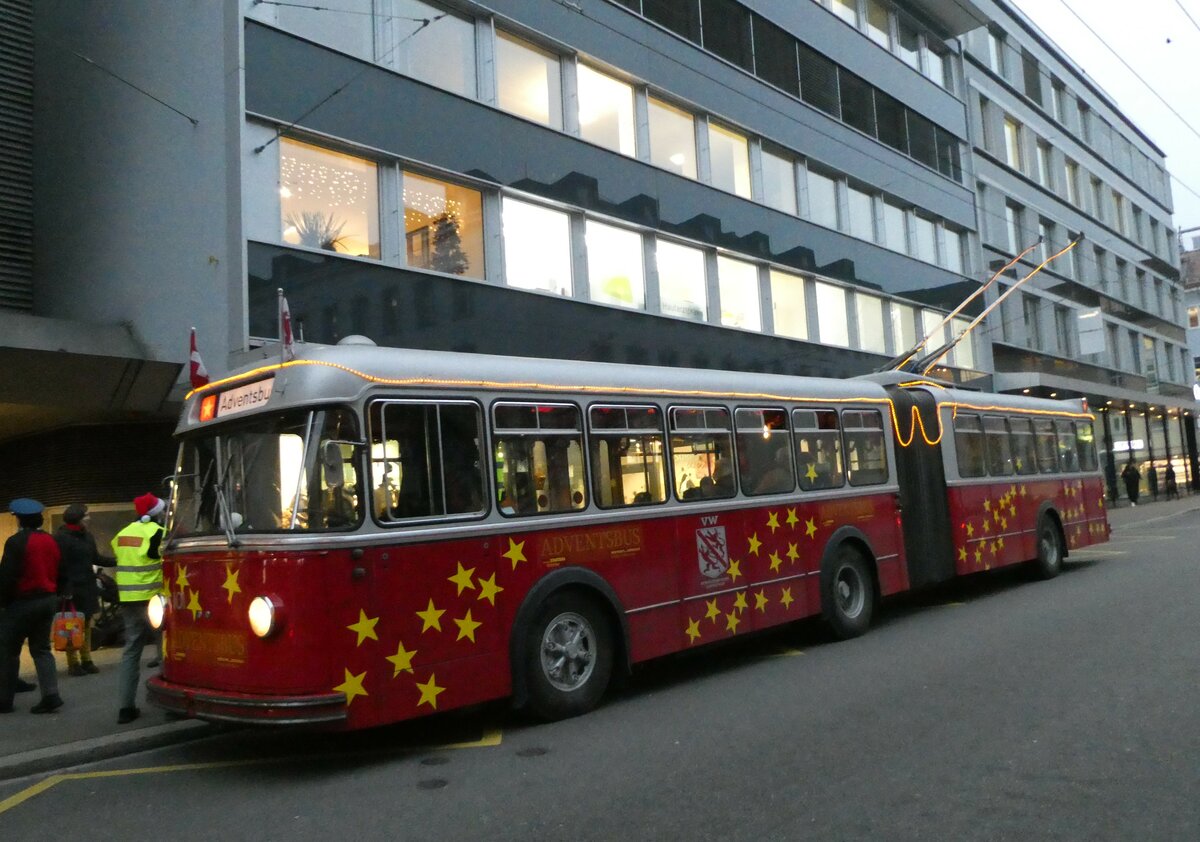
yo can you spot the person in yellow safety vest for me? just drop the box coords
[111,493,166,725]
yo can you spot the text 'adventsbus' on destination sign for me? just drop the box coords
[217,379,274,418]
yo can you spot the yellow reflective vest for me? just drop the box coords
[111,520,164,603]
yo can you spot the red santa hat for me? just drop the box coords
[135,493,166,521]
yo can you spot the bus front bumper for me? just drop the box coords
[147,676,348,726]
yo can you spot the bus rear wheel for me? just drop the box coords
[1033,516,1064,579]
[820,545,875,640]
[524,593,613,721]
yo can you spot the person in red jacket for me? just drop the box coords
[0,498,65,714]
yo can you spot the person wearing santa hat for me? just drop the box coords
[110,493,166,724]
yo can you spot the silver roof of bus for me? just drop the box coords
[177,343,897,435]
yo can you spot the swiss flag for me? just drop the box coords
[189,326,209,389]
[278,288,296,362]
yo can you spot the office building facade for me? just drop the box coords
[1,0,1191,531]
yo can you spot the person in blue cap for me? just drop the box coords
[0,498,66,714]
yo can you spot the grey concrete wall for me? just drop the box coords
[32,0,244,370]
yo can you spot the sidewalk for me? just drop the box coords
[2,492,1197,782]
[1,643,212,781]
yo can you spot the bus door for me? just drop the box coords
[885,387,955,587]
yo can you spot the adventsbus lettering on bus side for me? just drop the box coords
[145,342,1108,729]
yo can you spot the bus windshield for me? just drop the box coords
[170,407,363,538]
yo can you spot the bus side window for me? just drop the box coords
[792,408,844,490]
[368,401,485,522]
[953,413,986,478]
[1009,417,1039,475]
[1033,419,1059,473]
[669,406,736,501]
[1055,419,1080,472]
[493,402,586,516]
[983,416,1014,476]
[588,405,667,508]
[736,408,793,496]
[1075,421,1099,471]
[843,409,888,486]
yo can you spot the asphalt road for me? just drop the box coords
[3,514,1197,840]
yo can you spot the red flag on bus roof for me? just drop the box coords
[189,326,209,389]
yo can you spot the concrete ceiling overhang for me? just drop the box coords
[907,0,989,35]
[993,371,1199,414]
[0,312,182,442]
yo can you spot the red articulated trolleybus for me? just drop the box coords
[146,341,1110,727]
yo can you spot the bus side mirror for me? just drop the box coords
[322,441,344,487]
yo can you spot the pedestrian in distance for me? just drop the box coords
[1165,464,1179,500]
[1147,465,1159,502]
[111,493,166,724]
[54,503,115,676]
[1121,460,1140,507]
[0,498,66,714]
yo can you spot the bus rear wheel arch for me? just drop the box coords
[820,542,877,640]
[522,590,615,721]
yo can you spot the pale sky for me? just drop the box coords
[1009,0,1200,243]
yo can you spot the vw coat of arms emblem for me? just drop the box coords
[696,526,729,579]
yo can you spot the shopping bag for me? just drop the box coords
[52,601,86,652]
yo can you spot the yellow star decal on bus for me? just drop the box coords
[1020,485,1027,496]
[705,598,721,623]
[786,542,800,564]
[981,520,991,533]
[476,573,503,606]
[958,547,967,562]
[983,499,991,511]
[768,551,783,573]
[221,564,241,604]
[1015,458,1023,471]
[780,586,794,609]
[805,518,818,539]
[725,612,741,633]
[347,609,379,646]
[448,562,476,595]
[747,533,762,556]
[754,590,769,613]
[416,599,445,633]
[990,541,998,556]
[974,546,983,564]
[454,610,482,643]
[733,591,748,613]
[727,559,742,581]
[1009,484,1017,497]
[1009,505,1016,518]
[503,538,527,569]
[334,668,367,705]
[186,589,202,620]
[175,565,190,590]
[966,523,975,537]
[786,508,799,529]
[386,640,417,676]
[1000,517,1008,530]
[806,463,818,482]
[993,509,1002,523]
[685,618,701,644]
[415,673,445,709]
[766,511,780,533]
[997,537,1005,550]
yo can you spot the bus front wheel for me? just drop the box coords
[524,593,614,721]
[820,545,875,640]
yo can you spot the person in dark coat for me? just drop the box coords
[54,503,115,676]
[1165,464,1179,500]
[1121,461,1140,506]
[0,498,65,714]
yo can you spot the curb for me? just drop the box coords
[0,720,214,783]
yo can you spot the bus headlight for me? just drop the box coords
[248,596,280,638]
[147,593,167,630]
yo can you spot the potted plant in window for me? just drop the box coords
[285,210,348,252]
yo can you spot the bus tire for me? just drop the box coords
[1033,516,1064,579]
[820,544,875,640]
[524,592,614,721]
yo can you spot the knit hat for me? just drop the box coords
[63,503,88,525]
[134,493,166,521]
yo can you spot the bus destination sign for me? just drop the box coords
[199,378,274,422]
